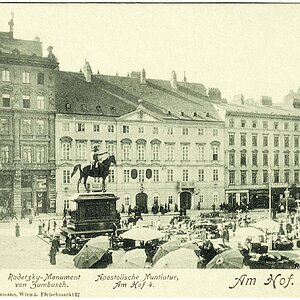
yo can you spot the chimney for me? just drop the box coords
[261,96,272,106]
[208,88,221,100]
[233,94,244,105]
[170,70,177,89]
[83,59,92,83]
[140,68,146,84]
[8,13,14,39]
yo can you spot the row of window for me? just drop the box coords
[121,193,218,206]
[1,70,45,85]
[61,141,220,162]
[0,145,47,164]
[229,170,300,185]
[62,168,220,184]
[0,118,47,135]
[228,151,300,167]
[229,133,299,148]
[66,122,219,136]
[122,125,219,136]
[229,118,300,131]
[121,194,177,206]
[1,94,46,109]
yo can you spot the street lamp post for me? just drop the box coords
[284,188,290,217]
[268,168,272,220]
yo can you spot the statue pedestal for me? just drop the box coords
[61,192,122,238]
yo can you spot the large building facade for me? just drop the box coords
[55,63,225,213]
[0,20,58,215]
[3,19,300,216]
[215,95,300,209]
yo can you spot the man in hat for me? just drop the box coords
[90,146,108,171]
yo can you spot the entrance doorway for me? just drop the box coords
[180,192,191,209]
[135,192,148,213]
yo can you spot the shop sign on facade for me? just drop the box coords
[36,176,47,191]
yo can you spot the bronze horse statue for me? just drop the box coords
[71,155,117,192]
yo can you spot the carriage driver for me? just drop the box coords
[90,146,108,170]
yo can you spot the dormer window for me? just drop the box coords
[65,103,71,110]
[96,105,103,113]
[81,104,87,111]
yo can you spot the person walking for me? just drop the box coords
[52,236,60,253]
[62,217,67,227]
[21,207,26,220]
[49,246,56,265]
[38,219,43,235]
[233,221,237,237]
[11,209,17,220]
[47,219,50,232]
[15,223,20,237]
[28,214,33,225]
[53,218,57,231]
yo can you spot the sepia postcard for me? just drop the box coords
[0,2,299,298]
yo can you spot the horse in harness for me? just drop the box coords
[71,155,117,192]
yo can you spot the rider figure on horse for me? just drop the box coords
[90,146,108,171]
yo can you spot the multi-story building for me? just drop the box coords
[0,18,59,215]
[215,94,300,208]
[55,62,225,213]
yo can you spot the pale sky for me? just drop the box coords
[1,4,300,103]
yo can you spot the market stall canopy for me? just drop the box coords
[116,249,147,269]
[206,249,244,269]
[86,235,110,248]
[152,248,199,269]
[251,219,280,233]
[121,227,164,241]
[236,227,265,238]
[152,240,181,265]
[73,243,108,269]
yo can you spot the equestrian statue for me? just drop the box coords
[71,146,117,192]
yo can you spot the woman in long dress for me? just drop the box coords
[49,246,56,265]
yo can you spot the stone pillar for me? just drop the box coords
[236,193,241,205]
[48,169,57,214]
[13,112,21,162]
[49,114,55,163]
[48,114,57,213]
[32,175,37,213]
[13,170,22,216]
[13,113,21,216]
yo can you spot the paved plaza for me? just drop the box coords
[0,209,275,269]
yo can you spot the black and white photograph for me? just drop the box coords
[0,4,300,292]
